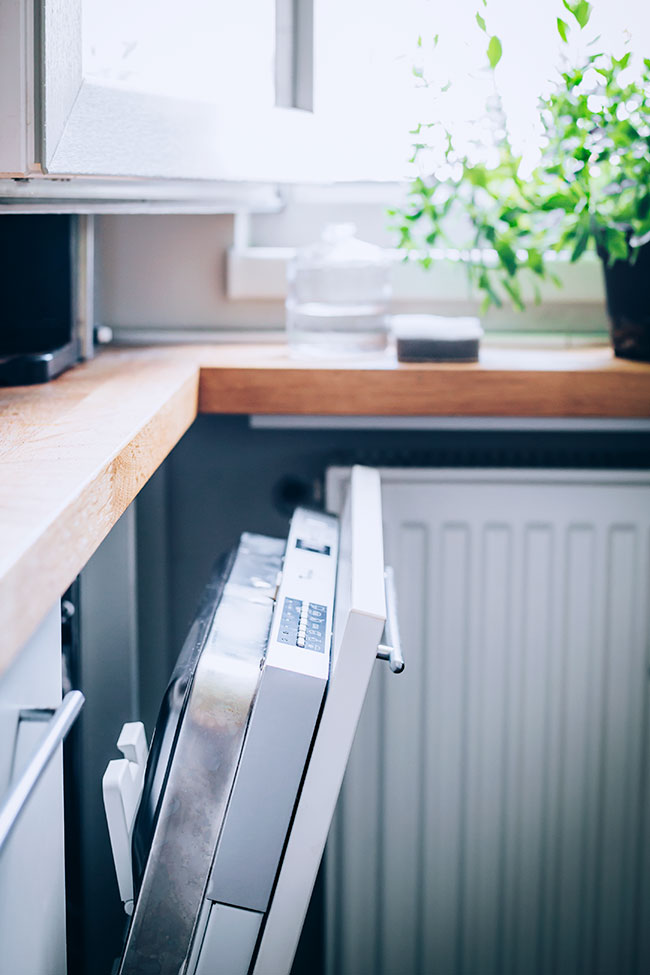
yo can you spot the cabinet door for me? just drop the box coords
[0,0,35,175]
[41,0,322,181]
[0,604,66,975]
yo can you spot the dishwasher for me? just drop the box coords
[102,465,404,975]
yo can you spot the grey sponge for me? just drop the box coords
[392,315,483,362]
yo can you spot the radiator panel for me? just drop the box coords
[325,470,650,975]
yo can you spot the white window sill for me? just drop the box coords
[226,246,608,334]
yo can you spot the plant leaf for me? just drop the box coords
[495,240,517,276]
[478,270,503,308]
[540,192,576,212]
[562,0,591,29]
[502,277,525,311]
[527,248,545,275]
[557,17,569,42]
[575,1,591,28]
[638,194,650,220]
[487,35,502,68]
[476,12,486,32]
[570,224,591,262]
[465,164,488,188]
[604,227,629,263]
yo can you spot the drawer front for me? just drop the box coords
[0,604,66,975]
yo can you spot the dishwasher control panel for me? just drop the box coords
[268,508,338,675]
[277,598,328,653]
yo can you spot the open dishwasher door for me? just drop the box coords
[105,466,402,975]
[251,464,393,975]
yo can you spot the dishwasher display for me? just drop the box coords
[103,466,403,975]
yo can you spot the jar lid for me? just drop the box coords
[295,224,389,267]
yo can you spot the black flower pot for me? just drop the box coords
[599,240,650,362]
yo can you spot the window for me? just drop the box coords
[232,0,650,338]
[312,0,650,181]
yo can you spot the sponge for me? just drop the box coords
[392,315,483,362]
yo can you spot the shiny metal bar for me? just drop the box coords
[0,690,84,853]
[72,214,95,360]
[376,566,405,674]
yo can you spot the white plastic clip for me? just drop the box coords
[102,722,147,916]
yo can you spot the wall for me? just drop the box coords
[96,213,284,335]
[95,196,609,341]
[95,194,404,337]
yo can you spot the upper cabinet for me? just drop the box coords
[0,0,324,185]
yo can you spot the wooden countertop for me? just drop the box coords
[1,342,649,673]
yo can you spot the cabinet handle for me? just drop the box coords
[0,690,84,853]
[376,566,405,674]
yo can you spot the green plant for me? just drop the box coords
[535,11,650,266]
[391,1,650,314]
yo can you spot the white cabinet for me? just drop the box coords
[71,504,141,974]
[1,0,322,184]
[0,509,134,975]
[0,605,67,975]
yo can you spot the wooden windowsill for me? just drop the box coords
[196,343,650,418]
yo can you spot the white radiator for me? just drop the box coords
[325,468,650,975]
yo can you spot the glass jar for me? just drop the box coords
[285,223,390,357]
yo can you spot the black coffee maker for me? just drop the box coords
[0,214,81,385]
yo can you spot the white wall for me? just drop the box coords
[96,194,608,341]
[95,193,404,336]
[96,214,284,335]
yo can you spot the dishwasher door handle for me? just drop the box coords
[376,566,405,674]
[0,690,85,853]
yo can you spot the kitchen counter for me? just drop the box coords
[1,342,649,672]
